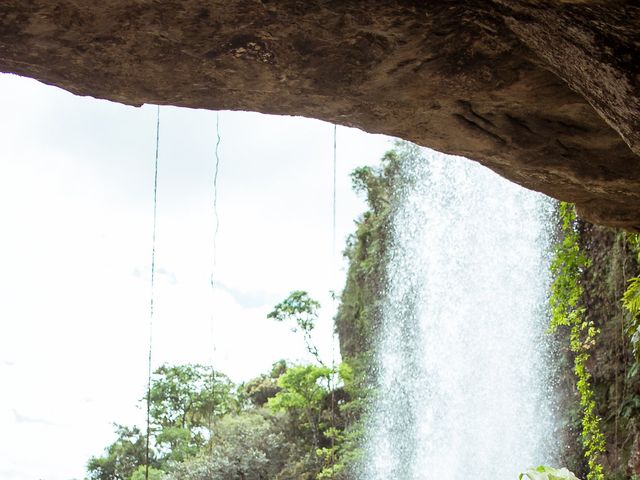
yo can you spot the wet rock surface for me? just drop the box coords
[1,1,638,228]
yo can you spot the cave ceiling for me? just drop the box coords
[1,1,639,228]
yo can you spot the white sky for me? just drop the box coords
[0,73,394,480]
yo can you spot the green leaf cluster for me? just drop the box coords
[269,365,332,413]
[622,234,640,358]
[268,290,321,333]
[268,364,332,448]
[549,203,591,331]
[520,466,580,480]
[549,203,605,480]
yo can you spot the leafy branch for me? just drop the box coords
[268,290,324,365]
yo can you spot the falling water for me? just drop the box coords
[361,145,556,480]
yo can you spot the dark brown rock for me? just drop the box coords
[1,1,639,228]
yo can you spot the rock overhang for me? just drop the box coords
[1,0,638,228]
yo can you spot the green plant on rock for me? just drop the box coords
[549,202,605,480]
[623,277,640,354]
[316,424,364,480]
[622,233,640,358]
[520,466,580,480]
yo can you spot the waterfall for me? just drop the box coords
[361,145,556,480]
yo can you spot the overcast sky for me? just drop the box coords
[0,73,394,480]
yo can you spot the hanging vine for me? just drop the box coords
[549,202,605,480]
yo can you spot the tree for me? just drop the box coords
[166,413,289,480]
[268,364,332,449]
[87,364,236,480]
[87,425,151,480]
[149,364,234,429]
[268,291,323,363]
[148,364,235,462]
[239,360,287,408]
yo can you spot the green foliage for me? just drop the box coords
[549,203,591,331]
[237,359,288,408]
[267,284,377,479]
[129,466,165,480]
[549,203,605,480]
[520,466,580,480]
[628,232,640,255]
[87,425,151,480]
[622,234,640,358]
[269,290,322,362]
[623,277,640,316]
[316,425,363,480]
[87,364,235,480]
[147,364,234,463]
[336,147,410,359]
[269,365,332,413]
[166,413,289,480]
[149,364,234,430]
[335,358,368,427]
[336,142,423,360]
[88,358,355,480]
[268,290,321,332]
[268,364,332,448]
[271,359,288,378]
[239,375,281,408]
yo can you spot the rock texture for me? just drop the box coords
[1,1,639,228]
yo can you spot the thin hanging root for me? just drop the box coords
[145,105,161,480]
[330,123,337,462]
[332,124,337,257]
[208,111,222,446]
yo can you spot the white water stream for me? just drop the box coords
[361,145,557,480]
